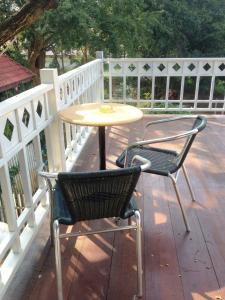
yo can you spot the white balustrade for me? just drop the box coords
[104,58,225,112]
[0,58,103,299]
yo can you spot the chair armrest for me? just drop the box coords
[131,155,151,171]
[123,127,198,167]
[39,171,58,179]
[145,115,196,129]
[39,171,58,194]
[127,128,198,149]
[124,129,198,168]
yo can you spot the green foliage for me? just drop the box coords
[0,1,26,22]
[0,163,21,194]
[214,79,225,97]
[7,47,29,67]
[40,130,48,170]
[143,92,152,100]
[1,0,225,69]
[9,164,20,185]
[150,0,225,57]
[141,102,190,114]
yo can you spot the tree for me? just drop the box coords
[3,0,225,85]
[142,0,225,57]
[0,0,58,46]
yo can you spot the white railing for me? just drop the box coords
[1,53,225,298]
[0,58,103,299]
[104,57,225,112]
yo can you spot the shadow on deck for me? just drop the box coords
[7,115,225,300]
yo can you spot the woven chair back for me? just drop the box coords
[57,166,141,222]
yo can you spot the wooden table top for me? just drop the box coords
[59,102,143,126]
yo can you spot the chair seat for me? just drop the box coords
[116,146,179,176]
[53,183,138,225]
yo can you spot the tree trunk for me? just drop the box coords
[82,46,89,63]
[36,50,46,70]
[29,52,41,85]
[0,0,58,46]
[29,51,47,85]
[28,36,47,85]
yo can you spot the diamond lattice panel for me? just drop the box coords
[215,61,225,75]
[4,119,14,141]
[218,63,225,71]
[203,63,211,72]
[199,61,213,75]
[36,101,42,117]
[139,62,152,75]
[66,81,73,104]
[77,76,81,94]
[67,83,70,96]
[111,63,123,75]
[72,79,75,93]
[188,63,196,71]
[153,62,167,76]
[126,63,138,75]
[34,96,46,128]
[168,62,183,75]
[22,109,30,127]
[57,85,66,109]
[18,103,34,137]
[183,62,198,75]
[0,112,19,153]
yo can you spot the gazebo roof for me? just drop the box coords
[0,54,34,92]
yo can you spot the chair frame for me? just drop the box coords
[123,116,206,232]
[40,155,150,300]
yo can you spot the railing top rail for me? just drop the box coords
[58,59,102,82]
[0,83,53,117]
[105,57,225,62]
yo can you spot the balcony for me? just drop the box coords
[1,55,225,299]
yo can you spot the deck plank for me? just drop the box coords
[143,173,185,300]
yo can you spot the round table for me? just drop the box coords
[59,102,143,169]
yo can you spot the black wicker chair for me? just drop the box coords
[116,115,207,232]
[40,155,150,300]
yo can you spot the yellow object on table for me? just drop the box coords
[99,104,114,113]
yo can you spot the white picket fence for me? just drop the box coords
[104,57,225,112]
[0,58,103,299]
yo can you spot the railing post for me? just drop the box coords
[40,69,66,171]
[96,51,104,103]
[96,51,104,60]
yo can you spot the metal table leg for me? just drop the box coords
[98,126,106,170]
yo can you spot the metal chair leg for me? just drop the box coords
[182,165,195,202]
[46,178,54,246]
[135,210,143,298]
[53,220,63,300]
[169,176,190,232]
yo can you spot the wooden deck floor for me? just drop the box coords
[24,116,225,300]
